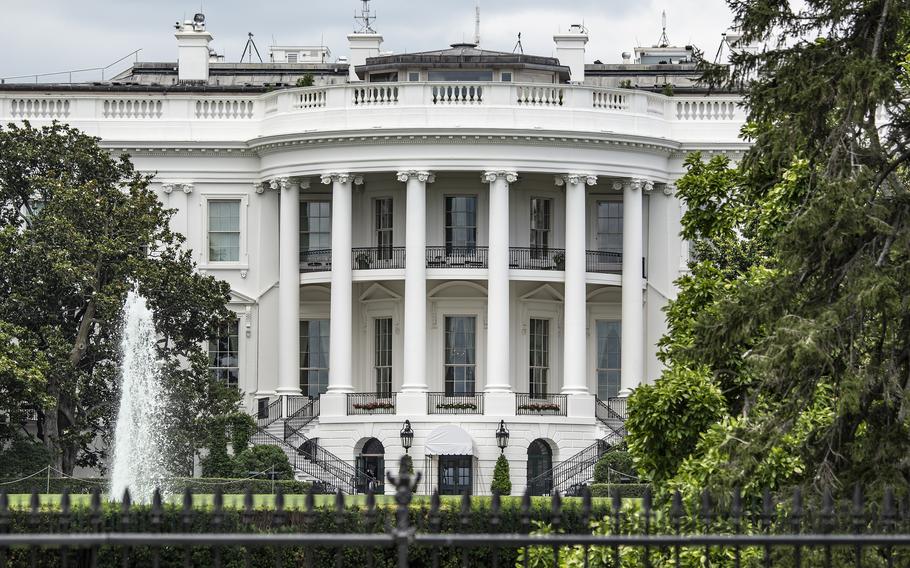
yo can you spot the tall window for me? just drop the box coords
[596,201,623,253]
[208,200,240,262]
[530,198,552,257]
[300,320,330,397]
[375,198,393,260]
[444,316,476,396]
[596,320,621,399]
[300,201,331,253]
[374,318,393,396]
[445,196,477,252]
[208,318,239,388]
[529,319,550,396]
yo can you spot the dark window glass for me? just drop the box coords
[501,72,513,82]
[208,318,239,388]
[374,318,393,396]
[596,201,623,253]
[208,200,240,262]
[300,319,330,397]
[444,316,476,396]
[438,455,473,495]
[445,196,477,252]
[529,319,549,396]
[375,198,393,260]
[300,201,331,256]
[530,198,552,257]
[596,320,621,399]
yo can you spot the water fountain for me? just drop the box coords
[109,291,171,503]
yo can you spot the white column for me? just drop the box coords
[483,171,517,393]
[556,174,597,394]
[322,173,362,394]
[398,170,434,393]
[616,179,649,395]
[276,177,303,397]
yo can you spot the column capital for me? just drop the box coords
[269,177,291,192]
[482,170,518,184]
[320,172,365,186]
[554,174,598,187]
[396,170,436,183]
[161,182,193,195]
[612,178,653,192]
[663,182,676,196]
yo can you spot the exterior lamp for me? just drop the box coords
[400,420,414,454]
[495,420,510,454]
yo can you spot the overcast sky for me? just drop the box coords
[1,0,735,81]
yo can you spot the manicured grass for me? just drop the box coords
[4,493,606,511]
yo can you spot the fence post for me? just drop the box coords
[388,456,422,568]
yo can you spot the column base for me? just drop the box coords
[396,391,428,416]
[483,391,516,417]
[319,392,348,418]
[566,393,595,419]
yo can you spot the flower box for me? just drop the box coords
[353,401,394,411]
[518,403,561,412]
[435,402,478,411]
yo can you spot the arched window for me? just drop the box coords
[356,438,386,494]
[527,439,553,496]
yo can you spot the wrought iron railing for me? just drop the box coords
[595,397,628,439]
[284,396,320,437]
[299,249,332,273]
[527,428,626,496]
[6,468,910,568]
[426,246,488,268]
[509,247,566,271]
[516,393,568,416]
[256,398,281,428]
[251,427,361,495]
[427,392,484,415]
[346,393,396,415]
[585,250,622,274]
[352,247,406,270]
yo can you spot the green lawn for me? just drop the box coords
[4,493,601,511]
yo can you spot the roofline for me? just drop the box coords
[0,83,271,94]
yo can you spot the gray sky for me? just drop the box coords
[1,0,734,81]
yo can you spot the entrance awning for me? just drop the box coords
[424,424,476,456]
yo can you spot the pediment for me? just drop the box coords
[359,283,401,302]
[520,284,564,303]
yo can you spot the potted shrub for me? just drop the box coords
[355,252,372,270]
[490,454,512,495]
[552,252,565,270]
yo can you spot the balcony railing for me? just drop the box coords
[300,249,332,273]
[509,247,566,271]
[346,392,396,415]
[427,392,484,415]
[426,246,488,269]
[352,247,406,270]
[585,250,622,274]
[516,393,568,416]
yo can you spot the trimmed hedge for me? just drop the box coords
[0,477,312,495]
[589,483,651,498]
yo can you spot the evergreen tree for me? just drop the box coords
[491,455,512,495]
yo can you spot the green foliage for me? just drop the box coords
[491,454,512,495]
[0,435,53,478]
[399,454,414,475]
[0,477,311,495]
[0,121,237,473]
[587,483,650,498]
[593,450,635,484]
[0,323,48,440]
[295,73,315,87]
[233,445,294,480]
[660,82,674,96]
[626,366,726,482]
[229,413,256,455]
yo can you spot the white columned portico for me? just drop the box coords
[616,178,650,396]
[396,170,434,416]
[322,173,362,401]
[483,171,517,404]
[275,177,305,400]
[556,175,597,398]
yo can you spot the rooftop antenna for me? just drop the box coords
[474,0,481,46]
[355,0,376,33]
[513,32,524,54]
[240,32,263,63]
[658,10,670,47]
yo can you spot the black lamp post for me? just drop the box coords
[400,420,414,454]
[495,420,510,454]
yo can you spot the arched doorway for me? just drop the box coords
[527,439,553,496]
[356,438,385,494]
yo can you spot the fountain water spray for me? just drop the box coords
[109,291,171,503]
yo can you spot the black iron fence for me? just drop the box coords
[256,398,281,428]
[3,463,910,568]
[509,247,566,271]
[585,249,623,274]
[427,392,484,415]
[426,246,488,269]
[516,393,568,416]
[352,247,406,270]
[346,393,396,415]
[299,249,332,273]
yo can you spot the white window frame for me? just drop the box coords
[587,302,622,397]
[201,193,249,269]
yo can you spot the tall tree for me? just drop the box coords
[628,0,910,492]
[0,121,238,474]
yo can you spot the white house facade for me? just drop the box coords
[0,10,748,495]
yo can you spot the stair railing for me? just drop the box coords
[595,397,629,438]
[251,427,362,494]
[527,430,626,496]
[256,398,282,428]
[283,396,320,441]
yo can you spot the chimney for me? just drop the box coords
[175,13,213,83]
[553,24,588,83]
[347,33,383,82]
